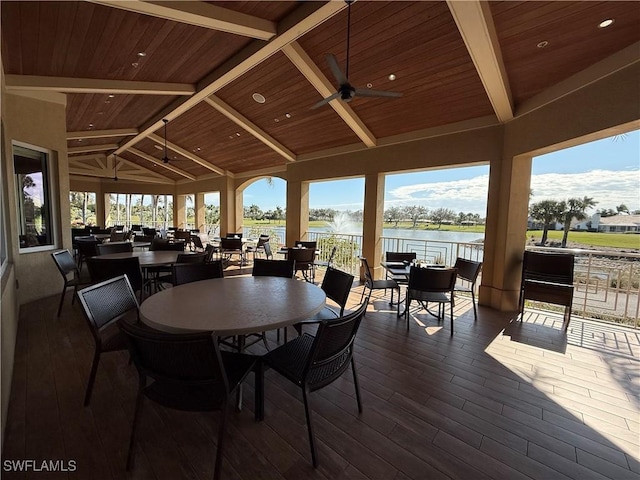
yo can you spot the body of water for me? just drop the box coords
[244,225,483,244]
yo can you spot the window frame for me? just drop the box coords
[13,140,58,254]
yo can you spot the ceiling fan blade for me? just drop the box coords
[354,88,403,98]
[326,54,348,86]
[311,91,341,110]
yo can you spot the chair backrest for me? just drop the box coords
[192,235,204,250]
[256,235,270,248]
[303,301,367,384]
[174,230,191,242]
[252,258,294,278]
[288,247,315,269]
[386,252,416,263]
[76,237,100,257]
[97,242,134,255]
[150,238,185,251]
[407,266,457,293]
[142,227,156,236]
[172,260,224,286]
[359,257,374,286]
[135,234,156,243]
[86,256,143,292]
[321,267,354,315]
[176,252,207,264]
[263,241,273,259]
[453,257,482,285]
[226,233,241,239]
[295,240,317,250]
[77,275,139,335]
[204,244,216,262]
[522,251,574,285]
[110,231,126,242]
[220,237,243,251]
[51,249,78,277]
[117,319,228,389]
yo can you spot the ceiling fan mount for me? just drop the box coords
[312,0,401,109]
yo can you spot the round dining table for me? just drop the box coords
[94,250,194,267]
[140,276,327,335]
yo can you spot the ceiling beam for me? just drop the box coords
[68,143,119,154]
[204,95,296,162]
[5,75,195,95]
[447,0,513,122]
[282,41,377,148]
[128,147,197,180]
[69,153,173,184]
[67,128,138,140]
[114,1,346,157]
[88,0,276,40]
[147,133,226,175]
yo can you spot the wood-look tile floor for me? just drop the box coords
[2,277,639,479]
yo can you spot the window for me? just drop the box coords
[13,143,54,250]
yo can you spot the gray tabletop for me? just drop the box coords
[140,276,326,335]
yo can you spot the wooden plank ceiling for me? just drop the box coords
[2,1,639,184]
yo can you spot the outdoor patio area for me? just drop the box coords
[2,276,638,480]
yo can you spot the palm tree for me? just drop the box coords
[529,200,564,245]
[560,196,597,247]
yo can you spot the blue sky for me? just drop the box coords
[216,130,640,216]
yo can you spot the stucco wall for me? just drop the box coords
[4,91,70,305]
[1,265,18,451]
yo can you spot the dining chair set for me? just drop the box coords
[71,252,367,479]
[362,253,483,335]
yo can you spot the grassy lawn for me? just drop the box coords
[527,230,640,249]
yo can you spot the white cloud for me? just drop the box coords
[383,169,640,215]
[530,169,640,211]
[387,175,490,215]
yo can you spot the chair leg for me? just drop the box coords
[351,357,363,413]
[71,285,78,305]
[126,385,145,471]
[405,297,411,330]
[450,303,454,335]
[56,287,67,317]
[213,401,229,480]
[302,387,318,467]
[471,291,477,321]
[84,350,101,406]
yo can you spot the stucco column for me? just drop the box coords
[173,194,186,229]
[361,173,385,281]
[100,192,109,228]
[194,193,205,232]
[219,176,241,236]
[286,180,309,247]
[480,153,532,311]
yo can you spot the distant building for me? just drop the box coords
[574,213,640,233]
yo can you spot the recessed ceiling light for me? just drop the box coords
[104,100,111,104]
[88,123,94,128]
[252,93,266,104]
[137,52,147,57]
[388,74,396,81]
[274,118,280,123]
[537,41,549,49]
[131,62,139,68]
[598,19,614,28]
[235,132,241,137]
[196,147,201,151]
[154,145,163,150]
[108,94,115,98]
[366,83,373,88]
[285,113,291,118]
[229,135,234,139]
[78,139,83,142]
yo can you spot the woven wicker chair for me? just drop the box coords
[118,320,259,480]
[51,249,90,316]
[405,266,458,334]
[77,275,139,405]
[258,301,367,467]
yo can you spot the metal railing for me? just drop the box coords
[306,231,639,328]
